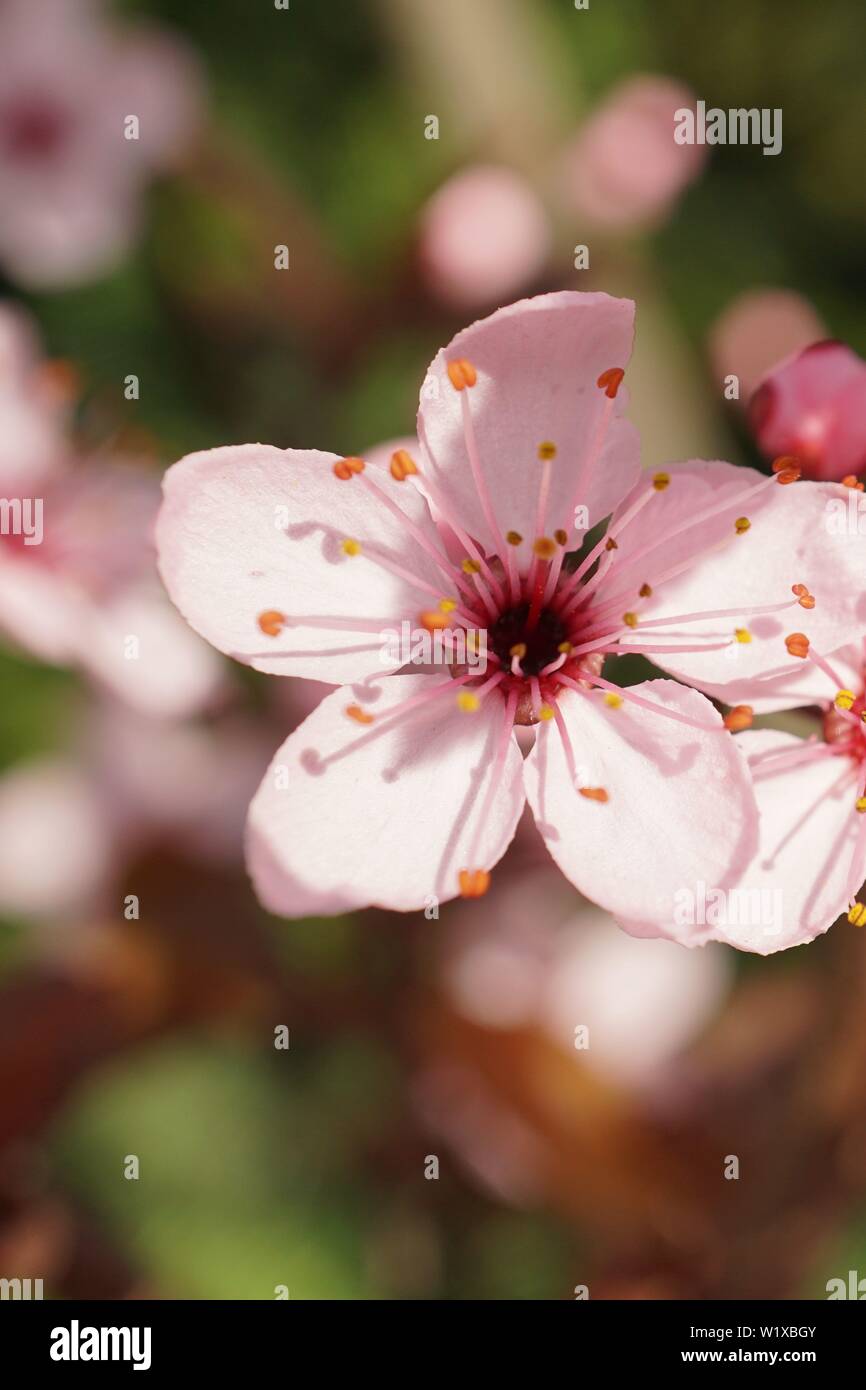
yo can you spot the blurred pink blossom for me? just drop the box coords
[559,75,706,231]
[749,341,866,482]
[440,865,730,1088]
[708,288,827,403]
[0,757,111,919]
[418,165,549,311]
[0,0,205,288]
[0,303,223,717]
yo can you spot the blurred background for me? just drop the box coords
[1,0,865,1300]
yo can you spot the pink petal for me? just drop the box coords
[749,341,866,482]
[612,465,866,703]
[523,679,758,937]
[418,291,640,555]
[693,729,863,953]
[156,444,449,684]
[246,676,526,916]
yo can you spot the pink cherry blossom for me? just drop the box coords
[559,75,706,231]
[748,341,866,483]
[418,165,550,310]
[156,292,866,929]
[0,0,204,288]
[690,641,866,954]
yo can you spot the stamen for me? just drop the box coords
[333,455,365,480]
[457,691,480,713]
[723,705,754,732]
[456,377,512,584]
[771,455,802,484]
[786,632,810,659]
[848,902,866,926]
[579,787,609,803]
[596,367,625,398]
[390,448,419,481]
[458,869,490,898]
[559,672,725,732]
[341,538,362,556]
[447,358,477,390]
[346,704,375,725]
[836,690,856,711]
[257,609,286,637]
[459,686,519,896]
[735,516,751,534]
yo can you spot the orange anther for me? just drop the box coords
[772,456,801,484]
[723,705,754,733]
[390,449,418,481]
[257,609,285,637]
[842,475,864,491]
[345,704,375,725]
[333,455,366,480]
[639,582,652,597]
[785,632,810,659]
[459,868,490,898]
[447,358,477,391]
[597,367,625,399]
[554,528,568,546]
[579,787,609,803]
[533,537,556,560]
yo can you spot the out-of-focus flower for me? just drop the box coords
[558,76,706,231]
[0,303,71,491]
[0,757,111,919]
[748,341,866,483]
[0,702,270,922]
[417,165,549,311]
[440,865,730,1087]
[0,0,204,288]
[157,290,865,935]
[708,288,827,403]
[0,303,223,717]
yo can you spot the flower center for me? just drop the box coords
[488,601,567,676]
[1,97,70,163]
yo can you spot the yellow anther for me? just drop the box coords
[735,516,751,534]
[836,689,856,710]
[557,641,573,654]
[604,692,623,708]
[848,902,866,926]
[538,704,555,721]
[462,558,481,574]
[856,797,866,813]
[623,612,638,629]
[341,538,361,556]
[439,597,457,613]
[533,536,556,560]
[735,627,752,644]
[457,691,480,713]
[509,643,527,659]
[652,472,670,491]
[537,441,557,460]
[506,530,523,546]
